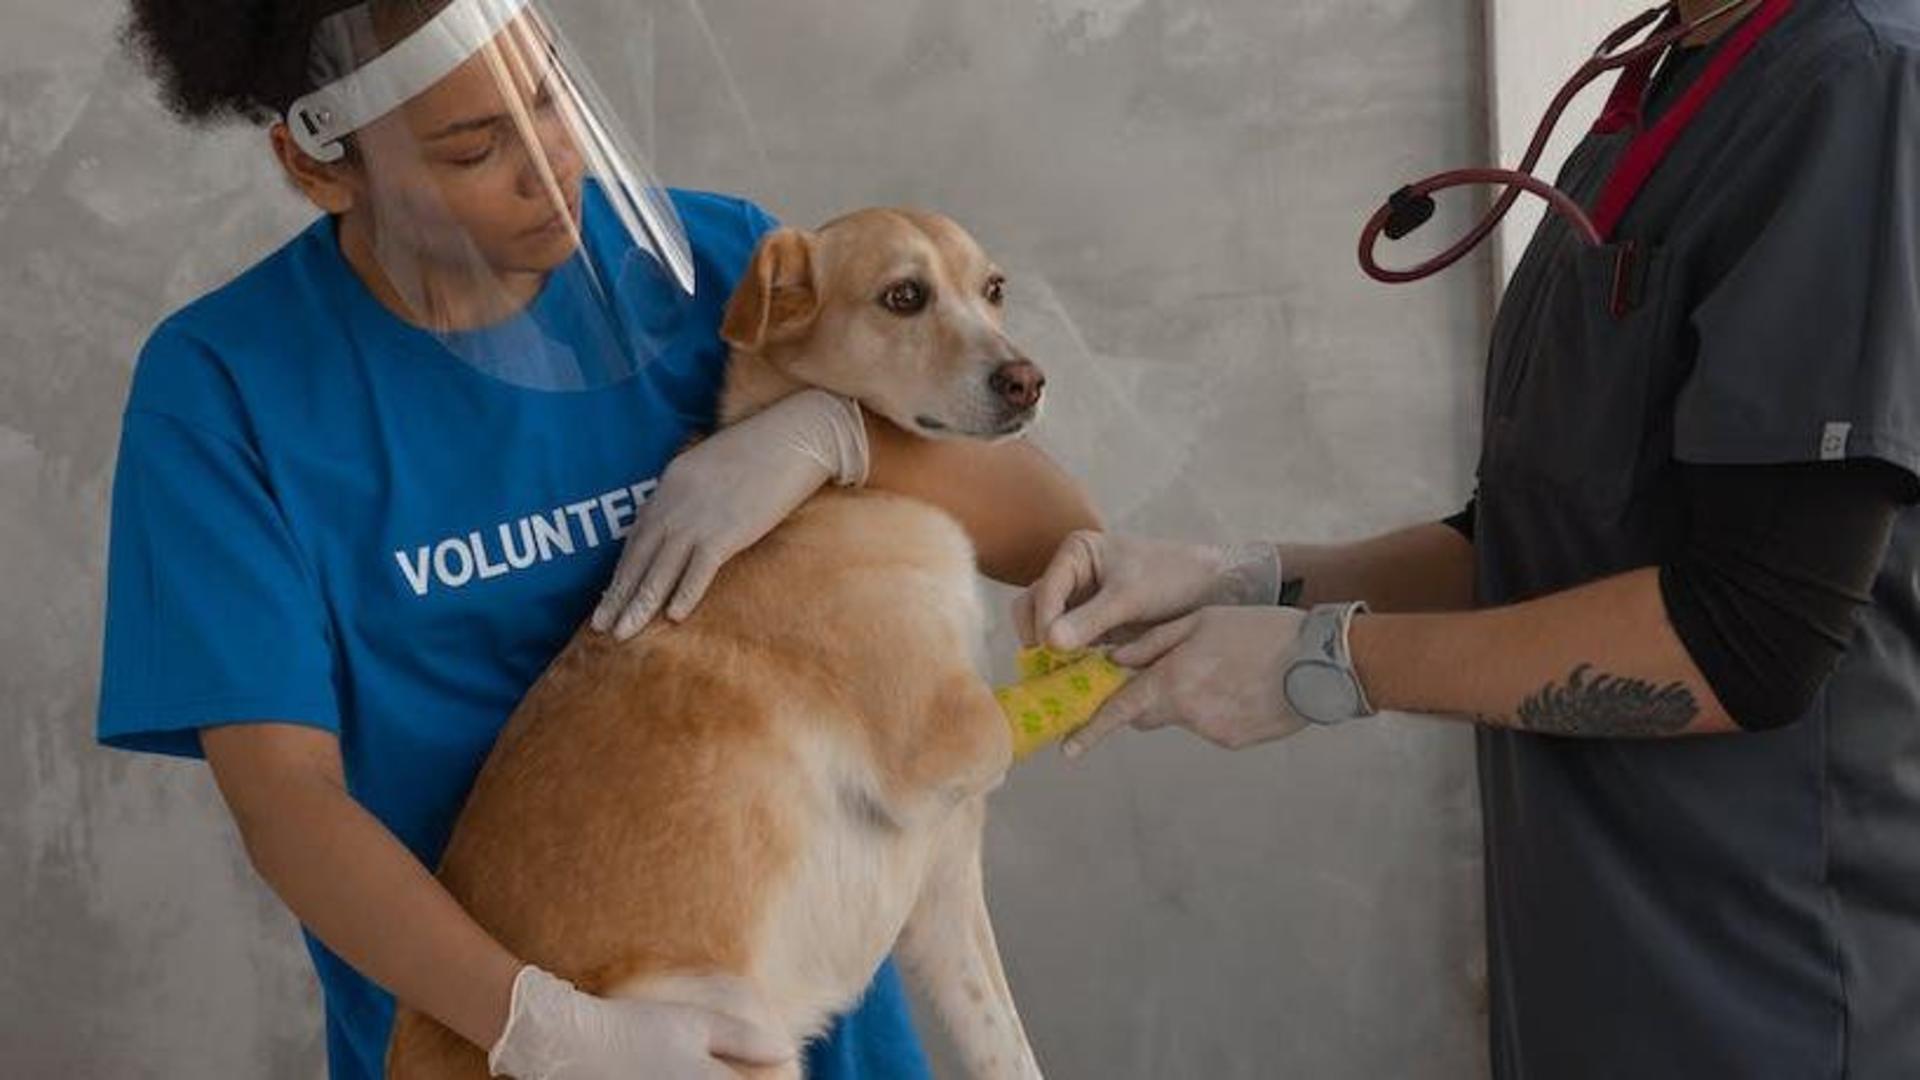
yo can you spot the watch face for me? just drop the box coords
[1286,662,1358,726]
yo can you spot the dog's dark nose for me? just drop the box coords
[988,360,1046,410]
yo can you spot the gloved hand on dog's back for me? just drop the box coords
[487,964,793,1080]
[593,389,869,641]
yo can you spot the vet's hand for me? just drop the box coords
[1014,532,1284,651]
[593,390,868,640]
[1063,606,1309,758]
[488,965,793,1080]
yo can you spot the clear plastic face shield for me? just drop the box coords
[289,0,694,390]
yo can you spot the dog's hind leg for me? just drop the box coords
[603,971,802,1080]
[385,1005,491,1080]
[896,796,1044,1080]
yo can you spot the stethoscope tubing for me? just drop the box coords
[1358,0,1758,284]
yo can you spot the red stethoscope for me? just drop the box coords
[1359,0,1794,286]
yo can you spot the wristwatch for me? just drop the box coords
[1282,602,1377,727]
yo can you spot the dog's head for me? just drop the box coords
[720,208,1044,440]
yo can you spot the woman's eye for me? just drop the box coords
[984,276,1007,306]
[446,143,494,168]
[881,280,929,315]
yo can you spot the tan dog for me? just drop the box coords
[386,209,1049,1079]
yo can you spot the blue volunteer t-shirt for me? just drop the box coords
[97,186,930,1080]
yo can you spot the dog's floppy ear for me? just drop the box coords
[721,227,820,352]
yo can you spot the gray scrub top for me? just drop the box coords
[1476,2,1920,1077]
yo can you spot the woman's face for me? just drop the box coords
[350,22,587,277]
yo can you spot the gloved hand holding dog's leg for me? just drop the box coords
[1014,531,1284,651]
[488,965,793,1080]
[593,388,869,640]
[1060,605,1312,758]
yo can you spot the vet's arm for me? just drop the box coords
[201,723,522,1049]
[1068,567,1735,757]
[1020,519,1473,653]
[1279,521,1477,613]
[1352,568,1737,736]
[1355,461,1908,737]
[864,414,1103,587]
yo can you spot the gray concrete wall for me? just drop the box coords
[2,1,1491,1076]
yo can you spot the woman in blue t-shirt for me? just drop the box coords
[102,2,1099,1077]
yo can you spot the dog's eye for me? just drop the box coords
[880,280,929,316]
[984,275,1007,306]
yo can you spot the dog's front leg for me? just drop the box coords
[896,795,1044,1080]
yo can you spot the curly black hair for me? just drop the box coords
[124,0,438,126]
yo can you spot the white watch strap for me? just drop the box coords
[1331,601,1376,718]
[1287,601,1376,725]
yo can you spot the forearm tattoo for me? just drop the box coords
[1279,576,1306,607]
[1508,663,1700,737]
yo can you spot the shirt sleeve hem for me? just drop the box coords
[98,695,342,761]
[1673,426,1920,485]
[1656,562,1769,732]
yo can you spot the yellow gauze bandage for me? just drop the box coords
[995,647,1133,761]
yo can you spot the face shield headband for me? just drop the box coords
[286,0,694,298]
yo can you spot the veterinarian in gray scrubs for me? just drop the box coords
[1018,0,1920,1075]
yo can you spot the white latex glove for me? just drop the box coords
[593,389,868,640]
[1013,531,1283,652]
[1063,605,1311,758]
[488,965,794,1080]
